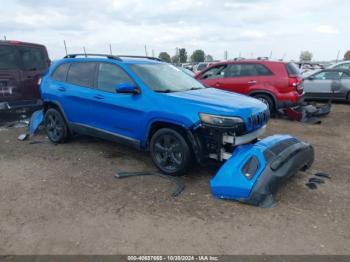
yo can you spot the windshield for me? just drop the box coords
[129,63,205,92]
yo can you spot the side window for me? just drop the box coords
[0,46,18,70]
[201,65,226,79]
[335,63,350,69]
[51,63,69,82]
[17,46,46,70]
[314,71,341,80]
[66,62,96,87]
[224,64,265,77]
[341,72,350,79]
[238,64,259,77]
[97,63,133,93]
[255,64,273,76]
[224,64,242,77]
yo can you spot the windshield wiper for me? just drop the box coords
[154,89,174,93]
[189,87,203,90]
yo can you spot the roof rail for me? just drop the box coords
[63,54,162,62]
[116,55,162,61]
[63,54,122,61]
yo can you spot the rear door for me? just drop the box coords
[59,62,98,125]
[17,45,49,101]
[0,44,21,103]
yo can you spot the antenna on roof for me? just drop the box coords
[144,45,148,56]
[281,53,286,61]
[109,44,113,55]
[63,40,68,55]
[83,46,87,57]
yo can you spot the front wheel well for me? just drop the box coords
[148,122,189,145]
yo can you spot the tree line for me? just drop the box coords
[158,48,213,63]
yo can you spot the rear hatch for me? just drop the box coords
[0,44,22,102]
[285,62,303,94]
[0,41,50,106]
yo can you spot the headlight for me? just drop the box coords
[199,113,243,127]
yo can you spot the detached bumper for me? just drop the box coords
[210,135,314,207]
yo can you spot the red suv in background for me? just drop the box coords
[0,40,50,111]
[195,60,304,111]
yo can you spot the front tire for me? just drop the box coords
[150,128,192,176]
[44,108,68,143]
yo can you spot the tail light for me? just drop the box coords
[289,76,303,95]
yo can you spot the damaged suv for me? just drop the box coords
[39,54,314,206]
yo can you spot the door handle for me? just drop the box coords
[93,94,104,100]
[248,80,257,84]
[57,87,66,92]
[215,82,224,86]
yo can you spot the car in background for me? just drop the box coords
[303,68,350,103]
[40,54,269,176]
[328,61,350,70]
[195,60,304,112]
[177,66,195,77]
[0,40,50,111]
[193,62,210,74]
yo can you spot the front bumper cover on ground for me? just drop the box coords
[210,135,314,207]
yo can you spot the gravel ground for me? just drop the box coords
[0,104,349,255]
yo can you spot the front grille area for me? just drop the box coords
[247,110,270,130]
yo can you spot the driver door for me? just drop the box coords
[303,70,341,99]
[89,62,145,141]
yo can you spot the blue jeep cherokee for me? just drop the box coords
[40,54,269,174]
[40,54,314,206]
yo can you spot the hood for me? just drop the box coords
[164,88,267,118]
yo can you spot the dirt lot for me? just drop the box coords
[0,104,349,255]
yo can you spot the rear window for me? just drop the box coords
[285,62,301,76]
[17,46,46,70]
[51,63,70,82]
[0,45,18,70]
[66,62,96,87]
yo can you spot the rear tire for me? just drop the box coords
[150,128,192,176]
[44,108,68,144]
[252,94,275,112]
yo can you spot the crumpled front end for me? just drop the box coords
[210,135,314,207]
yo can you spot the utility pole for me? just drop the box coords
[224,50,228,60]
[269,51,273,59]
[152,50,155,57]
[109,44,113,55]
[336,50,340,63]
[63,40,68,55]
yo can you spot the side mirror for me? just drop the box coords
[115,82,140,95]
[307,75,315,80]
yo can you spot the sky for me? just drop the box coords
[1,0,349,61]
